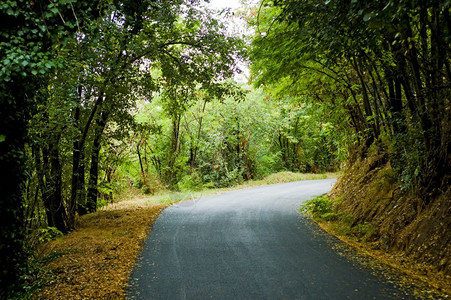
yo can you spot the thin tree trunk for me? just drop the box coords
[86,111,110,213]
[69,91,104,228]
[190,99,208,168]
[34,146,53,227]
[166,114,181,186]
[137,137,146,180]
[48,134,67,232]
[352,56,377,145]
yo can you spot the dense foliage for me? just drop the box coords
[9,0,449,295]
[0,0,102,295]
[23,0,245,236]
[249,0,451,199]
[0,0,342,296]
[122,87,341,194]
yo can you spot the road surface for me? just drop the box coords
[128,179,414,299]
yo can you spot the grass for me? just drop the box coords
[108,171,340,208]
[32,171,338,299]
[257,171,338,184]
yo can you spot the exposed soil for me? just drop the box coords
[327,149,451,297]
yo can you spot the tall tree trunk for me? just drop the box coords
[48,134,67,232]
[70,89,82,226]
[69,92,104,228]
[417,4,448,199]
[189,99,208,168]
[386,70,405,135]
[166,114,181,186]
[0,83,29,296]
[86,111,110,213]
[34,146,53,227]
[137,137,146,182]
[76,151,87,215]
[38,136,68,232]
[353,56,378,144]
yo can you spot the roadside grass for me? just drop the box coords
[33,171,338,299]
[252,171,337,185]
[301,195,451,299]
[104,171,339,209]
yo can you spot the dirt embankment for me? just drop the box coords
[328,150,450,292]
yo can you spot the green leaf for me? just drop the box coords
[363,13,372,22]
[0,135,5,142]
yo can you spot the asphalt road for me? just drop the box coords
[127,179,414,299]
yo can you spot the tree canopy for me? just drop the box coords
[2,0,450,296]
[0,0,246,296]
[250,0,451,197]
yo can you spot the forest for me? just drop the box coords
[1,0,450,297]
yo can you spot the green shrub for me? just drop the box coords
[351,222,376,241]
[301,196,376,242]
[321,212,338,221]
[300,195,333,218]
[30,227,63,248]
[339,212,355,225]
[177,172,204,191]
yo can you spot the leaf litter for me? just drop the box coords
[34,203,167,299]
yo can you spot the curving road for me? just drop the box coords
[127,179,415,299]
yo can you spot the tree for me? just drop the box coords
[249,0,451,198]
[0,0,103,295]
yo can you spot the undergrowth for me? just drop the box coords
[301,194,451,298]
[300,195,376,242]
